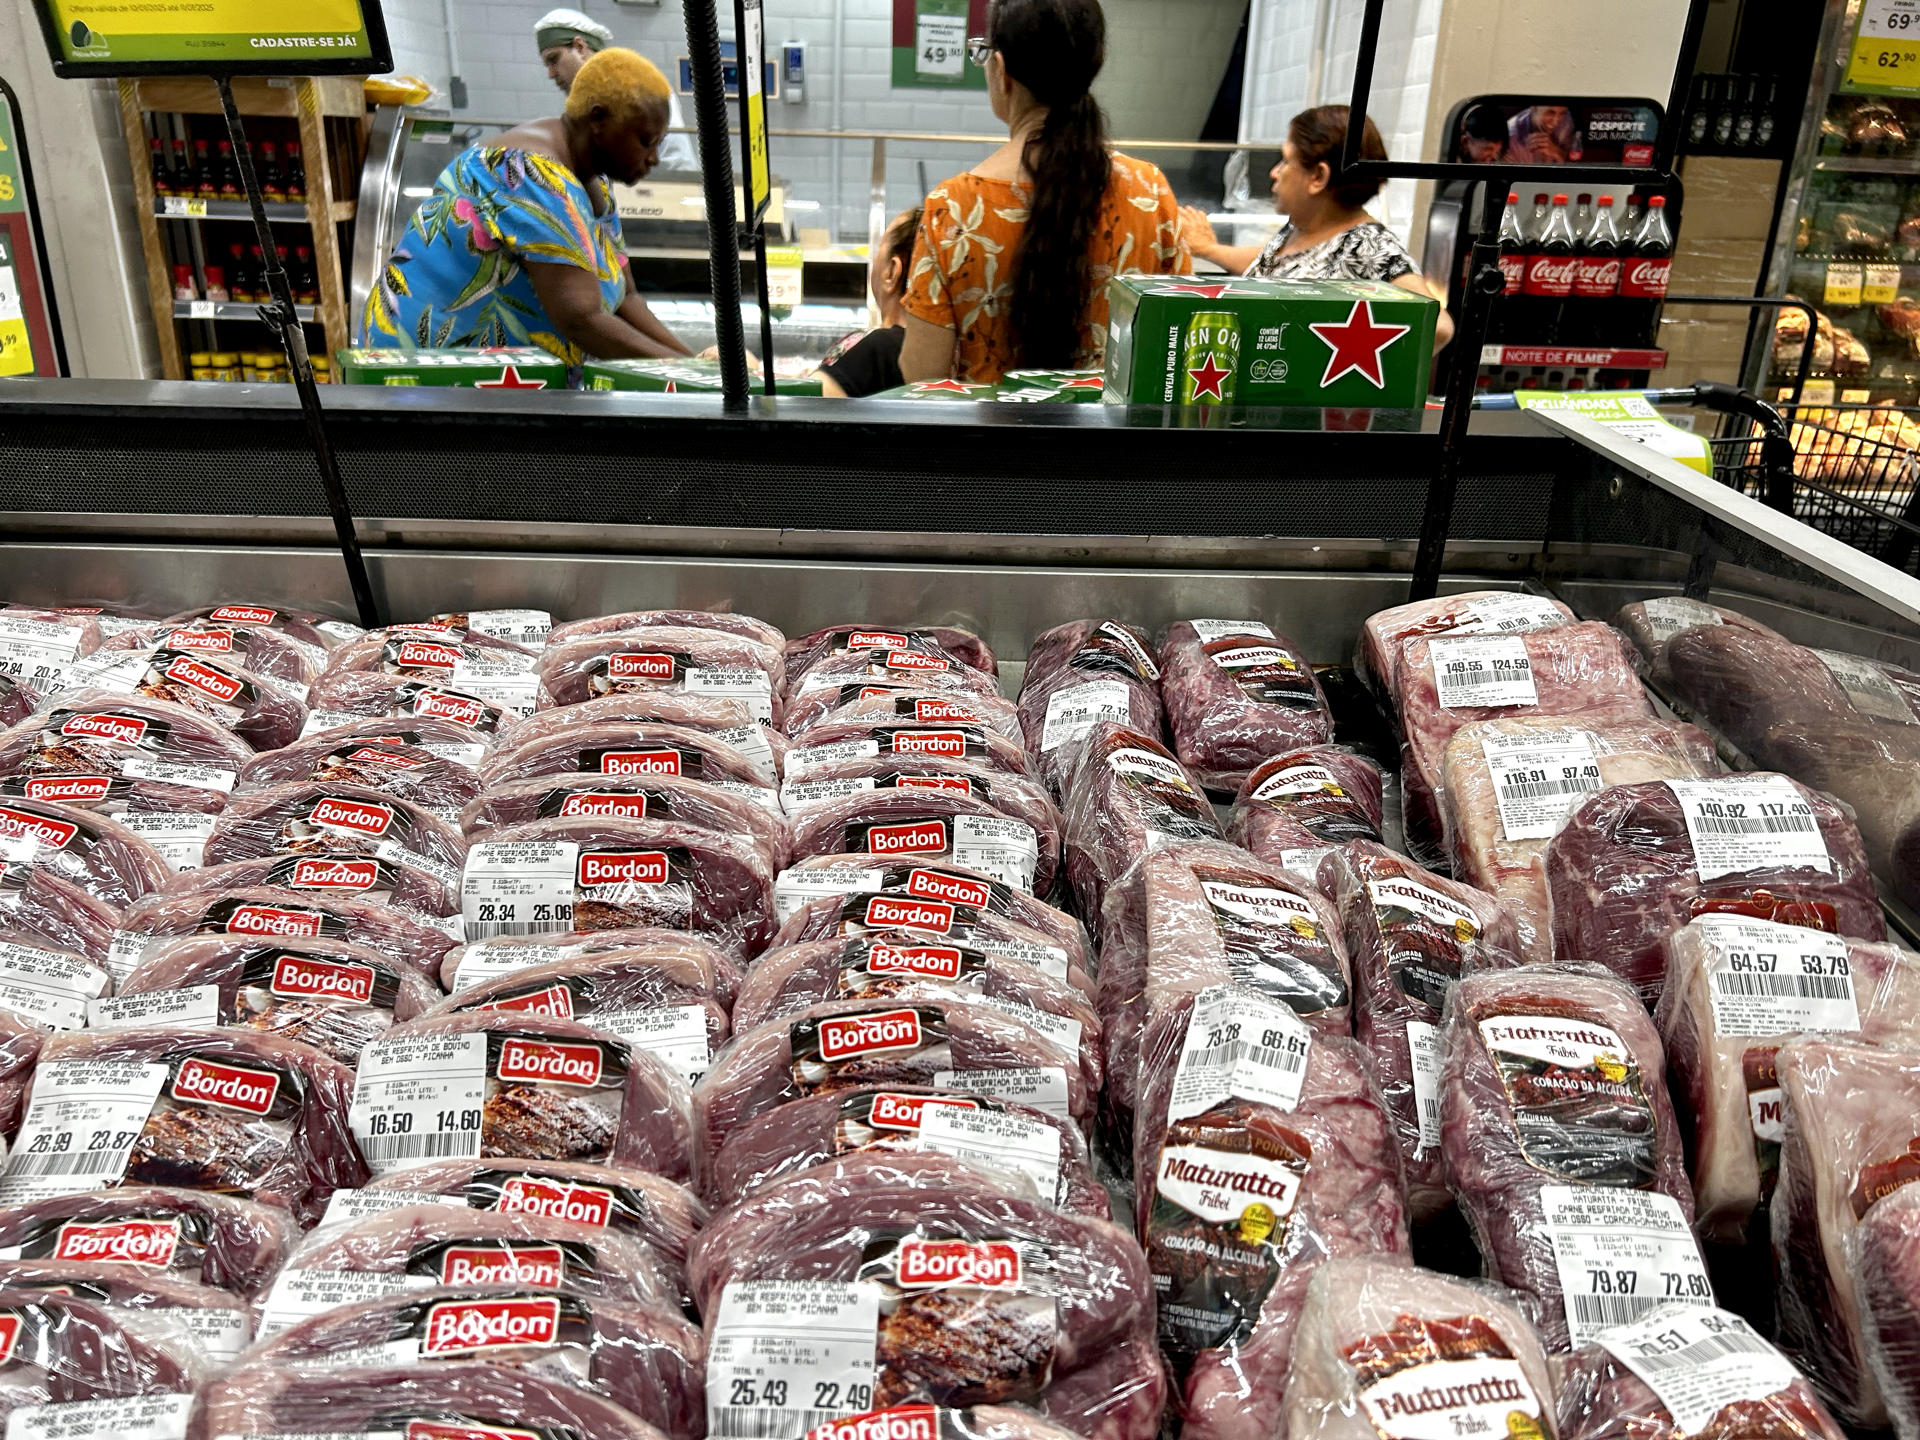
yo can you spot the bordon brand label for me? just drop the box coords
[421,1294,563,1355]
[848,631,912,650]
[209,605,277,626]
[50,1217,182,1269]
[477,983,576,1020]
[163,626,235,653]
[806,1407,941,1440]
[306,796,395,837]
[437,1243,567,1288]
[494,1175,615,1227]
[405,1421,543,1440]
[60,712,148,746]
[863,944,966,981]
[903,868,993,910]
[172,1056,281,1115]
[392,640,461,672]
[270,954,377,1005]
[909,698,978,724]
[892,1237,1022,1288]
[282,857,383,891]
[0,806,79,850]
[864,1091,979,1132]
[862,895,957,932]
[889,730,969,757]
[606,652,680,681]
[496,1037,605,1088]
[856,820,949,857]
[0,1314,23,1365]
[218,902,329,939]
[596,749,686,777]
[554,791,650,820]
[412,688,492,728]
[22,776,113,805]
[577,850,671,887]
[883,649,950,673]
[163,654,245,703]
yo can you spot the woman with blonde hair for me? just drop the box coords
[365,46,693,364]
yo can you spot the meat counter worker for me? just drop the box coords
[536,8,699,171]
[363,47,695,366]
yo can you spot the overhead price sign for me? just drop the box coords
[1845,0,1920,96]
[892,0,989,90]
[735,0,770,225]
[32,0,389,76]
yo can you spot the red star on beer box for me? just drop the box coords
[473,364,550,390]
[1308,301,1410,389]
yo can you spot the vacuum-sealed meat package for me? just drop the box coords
[1613,596,1784,686]
[0,1011,46,1134]
[687,1149,1161,1440]
[1357,590,1574,702]
[321,627,539,685]
[1664,624,1860,746]
[1019,621,1165,797]
[463,772,787,862]
[786,623,997,686]
[498,688,775,762]
[1325,841,1522,1219]
[790,647,1005,717]
[0,1261,251,1369]
[0,694,252,796]
[785,685,1022,743]
[106,935,440,1065]
[236,727,482,819]
[780,754,1055,836]
[550,607,783,650]
[437,927,740,1003]
[0,931,107,1031]
[0,865,117,967]
[1657,917,1920,1243]
[1157,620,1333,793]
[1224,747,1384,875]
[1062,723,1219,921]
[1283,1256,1555,1440]
[0,773,223,876]
[0,1184,297,1295]
[0,677,37,730]
[0,612,103,700]
[537,628,784,721]
[1440,966,1701,1353]
[0,1288,199,1428]
[303,670,522,741]
[477,720,777,801]
[1134,984,1410,1440]
[1771,1037,1920,1427]
[1444,713,1720,961]
[0,1026,364,1226]
[785,788,1054,895]
[0,796,170,910]
[1545,775,1884,1002]
[1857,1181,1920,1440]
[59,646,307,752]
[785,719,1036,787]
[156,603,353,664]
[104,620,317,688]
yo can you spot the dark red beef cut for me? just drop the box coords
[1224,747,1384,869]
[787,789,1054,896]
[0,1288,198,1420]
[1858,1179,1920,1439]
[237,728,482,819]
[786,720,1036,784]
[462,773,787,868]
[477,720,776,795]
[0,694,251,791]
[785,624,997,691]
[537,628,785,721]
[105,620,317,687]
[785,684,1022,742]
[0,1184,296,1295]
[0,796,169,910]
[1062,723,1219,923]
[1018,621,1164,798]
[550,608,786,651]
[156,604,353,665]
[65,646,308,752]
[780,757,1055,843]
[1612,596,1786,686]
[1157,620,1333,793]
[0,1013,45,1137]
[0,865,118,968]
[0,678,38,730]
[0,1261,250,1367]
[304,669,524,740]
[437,928,740,1005]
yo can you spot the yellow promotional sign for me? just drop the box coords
[1846,0,1920,95]
[40,0,372,66]
[738,0,770,224]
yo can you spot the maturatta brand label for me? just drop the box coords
[1345,1314,1545,1440]
[1480,1014,1655,1187]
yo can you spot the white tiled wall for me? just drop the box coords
[385,0,1244,240]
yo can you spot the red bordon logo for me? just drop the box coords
[52,1218,181,1268]
[0,1314,23,1365]
[894,775,971,796]
[421,1295,563,1356]
[173,1056,281,1115]
[598,750,683,777]
[891,730,967,757]
[0,806,79,850]
[164,627,235,653]
[557,791,648,819]
[438,1243,567,1288]
[60,712,147,746]
[478,984,575,1020]
[270,954,376,1005]
[340,745,427,770]
[497,1037,604,1087]
[864,821,947,856]
[394,640,461,672]
[606,652,678,681]
[412,689,490,728]
[23,776,113,805]
[286,857,382,891]
[806,1406,940,1440]
[163,655,244,703]
[863,895,955,932]
[904,869,990,909]
[406,1421,544,1440]
[866,1092,978,1132]
[225,903,326,938]
[913,698,977,723]
[894,1237,1023,1289]
[848,631,910,650]
[208,605,276,626]
[495,1175,615,1227]
[864,945,964,980]
[818,1008,924,1061]
[577,851,670,887]
[306,797,394,836]
[883,650,949,673]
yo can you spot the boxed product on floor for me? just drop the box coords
[583,357,823,395]
[334,347,567,389]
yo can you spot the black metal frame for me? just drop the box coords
[0,77,68,378]
[29,0,393,78]
[685,0,753,411]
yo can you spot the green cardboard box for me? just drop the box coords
[871,380,1001,402]
[334,347,567,389]
[583,357,823,395]
[997,369,1105,403]
[1103,275,1436,408]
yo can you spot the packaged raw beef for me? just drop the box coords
[790,647,1004,717]
[1224,747,1384,875]
[1396,621,1650,852]
[107,935,440,1065]
[1062,722,1220,921]
[462,773,788,865]
[156,603,355,661]
[113,882,456,989]
[1157,619,1333,793]
[1440,966,1701,1353]
[0,677,37,730]
[0,865,117,967]
[693,996,1094,1159]
[243,1285,705,1438]
[0,796,170,909]
[1544,774,1884,1002]
[786,623,996,687]
[0,611,103,700]
[0,932,106,1031]
[1019,620,1165,797]
[437,927,742,1003]
[1134,984,1410,1440]
[549,607,785,651]
[1745,721,1920,914]
[0,1261,251,1368]
[0,1184,296,1295]
[459,817,775,958]
[537,628,784,721]
[1657,918,1920,1243]
[0,773,222,876]
[780,756,1055,841]
[1357,590,1574,702]
[58,646,307,752]
[0,1288,199,1426]
[360,1012,693,1180]
[236,727,482,819]
[417,609,554,648]
[1323,841,1521,1219]
[302,670,523,740]
[0,1009,45,1134]
[705,1084,1106,1215]
[0,694,252,794]
[193,1361,668,1440]
[321,627,539,678]
[687,1149,1162,1440]
[204,782,466,916]
[786,719,1036,785]
[773,894,1088,1001]
[476,719,777,800]
[1771,1037,1920,1427]
[8,602,152,640]
[785,788,1054,895]
[785,684,1023,742]
[1444,713,1719,961]
[499,689,776,764]
[1664,624,1858,744]
[1282,1256,1554,1440]
[103,620,317,687]
[1856,1180,1920,1440]
[0,1026,364,1226]
[1613,596,1784,686]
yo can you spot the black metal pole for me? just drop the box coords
[754,233,777,398]
[215,77,379,629]
[683,0,751,412]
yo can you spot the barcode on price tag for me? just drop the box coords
[1815,649,1916,723]
[461,840,579,940]
[0,1061,168,1204]
[1406,1018,1442,1153]
[349,1032,486,1175]
[1667,777,1832,881]
[1694,915,1860,1035]
[1040,679,1132,752]
[706,1281,879,1439]
[1543,1185,1714,1348]
[1429,636,1537,710]
[1639,596,1723,643]
[1481,729,1603,841]
[1167,983,1312,1122]
[1597,1303,1798,1435]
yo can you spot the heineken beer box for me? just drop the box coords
[1104,275,1436,408]
[335,347,567,389]
[998,369,1105,403]
[584,358,823,395]
[871,379,1000,402]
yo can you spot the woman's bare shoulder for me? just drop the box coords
[490,117,570,166]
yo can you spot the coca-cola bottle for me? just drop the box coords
[1522,193,1578,346]
[1618,194,1674,350]
[1569,195,1623,349]
[149,138,173,197]
[1491,191,1528,344]
[215,140,242,200]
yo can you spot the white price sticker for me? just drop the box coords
[318,1186,466,1227]
[450,940,579,993]
[0,942,108,1032]
[463,609,551,647]
[1406,1017,1442,1153]
[782,777,876,814]
[591,1004,712,1083]
[1597,1304,1799,1436]
[257,1265,422,1338]
[166,1307,248,1365]
[932,1065,1071,1120]
[104,931,152,988]
[687,667,775,723]
[1667,777,1832,881]
[784,741,880,782]
[1481,729,1603,841]
[461,840,579,941]
[712,724,780,783]
[6,1393,192,1440]
[914,12,966,77]
[1188,619,1275,643]
[1168,984,1312,1123]
[117,755,237,795]
[1543,1185,1714,1348]
[0,1061,168,1204]
[349,1032,487,1175]
[1694,916,1860,1036]
[1816,650,1916,723]
[1640,596,1723,644]
[86,985,222,1032]
[950,814,1039,893]
[706,1281,880,1440]
[447,668,539,719]
[1430,636,1537,710]
[917,1102,1061,1202]
[773,864,884,924]
[113,811,216,873]
[0,619,83,696]
[1456,593,1569,636]
[1039,679,1132,752]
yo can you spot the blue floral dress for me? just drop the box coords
[363,146,628,363]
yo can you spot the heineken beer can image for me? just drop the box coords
[1179,311,1241,404]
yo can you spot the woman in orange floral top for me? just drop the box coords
[899,0,1190,385]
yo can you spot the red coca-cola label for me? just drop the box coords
[164,627,235,653]
[818,1008,924,1061]
[848,631,910,650]
[52,1218,181,1268]
[1497,253,1525,295]
[438,1244,566,1288]
[1522,254,1577,298]
[478,984,575,1020]
[412,689,489,727]
[1571,256,1621,299]
[60,712,147,746]
[807,1408,939,1440]
[862,821,948,856]
[577,850,670,887]
[163,655,244,703]
[421,1295,562,1355]
[496,1037,604,1087]
[864,895,956,932]
[306,796,395,836]
[865,1091,978,1132]
[894,775,972,795]
[225,903,326,937]
[1619,257,1671,299]
[270,954,376,1005]
[22,776,113,805]
[393,641,460,671]
[556,791,648,819]
[894,1237,1022,1288]
[912,698,978,723]
[606,652,678,681]
[284,857,382,891]
[863,944,965,980]
[172,1056,281,1114]
[494,1175,614,1227]
[597,749,683,776]
[0,806,79,850]
[904,868,990,909]
[209,605,276,626]
[884,650,949,673]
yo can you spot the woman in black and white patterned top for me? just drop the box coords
[1181,105,1454,349]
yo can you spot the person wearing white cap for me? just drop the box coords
[535,8,698,170]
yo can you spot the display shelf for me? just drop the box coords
[1479,345,1668,369]
[172,300,319,323]
[1812,154,1920,174]
[154,197,355,224]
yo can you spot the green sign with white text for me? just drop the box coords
[34,0,384,74]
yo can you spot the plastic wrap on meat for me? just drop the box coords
[1857,1181,1920,1440]
[0,1288,199,1421]
[0,1011,45,1136]
[0,931,106,1032]
[303,670,523,740]
[157,604,353,664]
[1157,620,1333,793]
[549,608,786,651]
[116,883,455,988]
[62,646,307,753]
[785,685,1024,743]
[789,650,1006,723]
[319,630,539,690]
[0,1261,250,1368]
[706,1084,1107,1216]
[1135,986,1410,1440]
[464,816,774,959]
[0,613,103,704]
[0,694,253,794]
[1444,714,1720,961]
[1357,590,1575,702]
[105,621,317,687]
[0,1184,296,1296]
[0,678,37,731]
[785,624,998,691]
[376,1010,693,1181]
[1664,625,1859,746]
[113,935,440,1066]
[1019,621,1165,798]
[500,689,772,751]
[0,866,116,967]
[1771,1037,1920,1427]
[1440,967,1696,1353]
[1656,918,1920,1243]
[787,720,1037,786]
[781,757,1056,848]
[1397,622,1651,854]
[1544,776,1883,1002]
[687,1149,1162,1440]
[477,720,777,799]
[0,773,221,878]
[241,1285,705,1438]
[1283,1256,1555,1440]
[237,729,482,820]
[1062,723,1220,923]
[462,773,788,865]
[204,782,466,917]
[785,788,1055,896]
[537,628,785,720]
[1747,720,1920,914]
[1225,748,1384,873]
[1612,597,1786,687]
[694,997,1094,1161]
[438,928,741,1005]
[0,796,170,909]
[1324,841,1522,1219]
[14,1026,365,1226]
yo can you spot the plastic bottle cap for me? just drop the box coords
[1649,195,1667,206]
[1507,192,1519,203]
[1598,195,1615,205]
[1533,193,1549,202]
[1552,193,1569,204]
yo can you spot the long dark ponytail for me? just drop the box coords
[991,0,1109,370]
